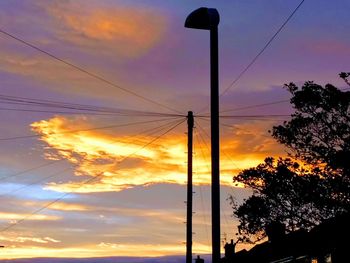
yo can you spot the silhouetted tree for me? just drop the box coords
[273,78,350,172]
[232,73,350,243]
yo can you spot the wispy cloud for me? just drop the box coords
[0,243,203,259]
[22,201,89,212]
[0,212,60,221]
[0,235,60,244]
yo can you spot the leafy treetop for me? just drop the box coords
[232,74,350,243]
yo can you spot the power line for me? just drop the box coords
[0,167,103,233]
[0,94,184,117]
[0,106,182,117]
[0,118,182,197]
[117,118,186,164]
[107,117,187,161]
[0,160,60,181]
[219,84,350,114]
[0,167,71,197]
[0,118,186,232]
[194,123,235,243]
[0,184,91,233]
[197,0,305,114]
[221,0,306,97]
[224,118,287,121]
[0,117,182,188]
[195,120,242,184]
[0,119,185,214]
[219,121,272,139]
[219,80,350,115]
[197,116,275,140]
[0,116,182,141]
[193,129,211,248]
[0,107,124,116]
[197,114,290,118]
[195,119,242,239]
[220,99,289,113]
[197,116,288,123]
[0,29,182,114]
[0,118,182,190]
[121,118,186,143]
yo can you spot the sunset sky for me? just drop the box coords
[0,0,349,260]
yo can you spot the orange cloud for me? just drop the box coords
[31,116,189,192]
[0,1,170,104]
[41,1,168,57]
[30,116,284,193]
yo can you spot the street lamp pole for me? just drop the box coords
[185,8,221,263]
[209,18,221,263]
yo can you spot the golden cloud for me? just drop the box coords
[31,116,187,192]
[0,212,60,221]
[29,116,284,193]
[45,202,89,212]
[22,200,89,212]
[0,242,210,259]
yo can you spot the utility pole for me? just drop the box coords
[209,14,221,263]
[186,111,194,263]
[185,8,221,263]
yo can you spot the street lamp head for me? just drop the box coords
[185,7,220,30]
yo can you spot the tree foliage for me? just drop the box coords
[232,73,350,243]
[273,81,350,171]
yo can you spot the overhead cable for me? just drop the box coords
[0,116,182,141]
[0,94,184,117]
[220,0,306,97]
[0,29,182,114]
[197,0,305,114]
[0,118,186,232]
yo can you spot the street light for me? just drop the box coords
[185,7,221,263]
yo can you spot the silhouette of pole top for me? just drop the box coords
[184,7,220,30]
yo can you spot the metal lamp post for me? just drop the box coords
[185,7,221,263]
